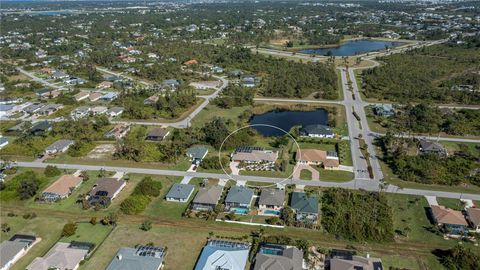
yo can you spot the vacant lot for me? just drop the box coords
[60,222,113,249]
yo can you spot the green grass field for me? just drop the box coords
[59,222,113,248]
[316,168,354,182]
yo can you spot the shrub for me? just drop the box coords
[62,222,77,237]
[17,180,39,200]
[140,220,152,231]
[133,177,162,197]
[90,217,97,225]
[44,165,61,177]
[120,195,151,215]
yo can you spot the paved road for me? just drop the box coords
[17,67,65,90]
[96,67,151,86]
[16,161,480,200]
[373,132,480,143]
[254,97,342,104]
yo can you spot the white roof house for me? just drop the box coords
[194,240,250,270]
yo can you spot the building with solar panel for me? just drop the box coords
[106,245,166,270]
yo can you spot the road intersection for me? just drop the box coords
[6,40,480,199]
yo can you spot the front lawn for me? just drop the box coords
[316,168,354,182]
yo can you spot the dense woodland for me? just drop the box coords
[380,133,479,187]
[362,35,480,104]
[384,103,480,136]
[321,188,394,242]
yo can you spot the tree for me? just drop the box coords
[266,217,281,225]
[280,206,295,226]
[90,217,97,225]
[17,179,39,200]
[1,223,10,233]
[140,220,152,231]
[436,245,480,270]
[81,171,90,181]
[102,212,118,226]
[62,222,77,237]
[44,165,61,177]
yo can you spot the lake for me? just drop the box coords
[30,10,73,16]
[249,109,328,136]
[299,39,405,56]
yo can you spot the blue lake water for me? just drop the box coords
[30,10,72,16]
[299,39,405,56]
[249,109,328,137]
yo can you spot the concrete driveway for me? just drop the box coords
[293,164,319,181]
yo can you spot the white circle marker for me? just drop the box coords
[218,124,302,188]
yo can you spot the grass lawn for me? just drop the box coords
[316,168,354,182]
[79,223,243,270]
[47,154,192,171]
[59,222,113,248]
[191,103,251,128]
[436,198,464,211]
[142,176,187,219]
[0,215,65,270]
[300,169,312,180]
[240,163,294,179]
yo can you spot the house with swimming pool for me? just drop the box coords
[253,244,303,270]
[224,186,254,214]
[257,189,285,216]
[290,192,319,223]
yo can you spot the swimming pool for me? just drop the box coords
[230,208,249,214]
[263,210,280,216]
[260,247,283,256]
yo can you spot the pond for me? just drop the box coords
[299,39,405,56]
[30,10,73,16]
[249,109,328,136]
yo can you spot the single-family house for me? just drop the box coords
[26,242,90,270]
[143,95,159,105]
[328,253,383,270]
[91,106,108,115]
[71,106,91,119]
[300,124,335,138]
[430,205,468,236]
[0,104,15,118]
[419,139,447,156]
[146,128,169,141]
[88,92,104,102]
[257,189,285,216]
[161,79,180,89]
[191,185,223,211]
[36,89,60,99]
[0,137,8,149]
[45,139,74,155]
[74,91,90,102]
[231,146,278,164]
[189,81,221,90]
[51,70,69,80]
[466,207,480,232]
[99,92,119,102]
[88,178,126,207]
[186,146,209,165]
[295,149,340,170]
[36,104,63,116]
[194,240,250,270]
[30,121,52,136]
[42,174,82,202]
[224,186,254,214]
[97,81,113,89]
[106,107,124,117]
[242,77,255,87]
[372,104,395,117]
[290,192,318,223]
[165,183,195,202]
[0,235,37,270]
[105,124,130,139]
[184,59,198,65]
[23,103,44,114]
[64,77,85,86]
[253,244,303,270]
[106,245,166,270]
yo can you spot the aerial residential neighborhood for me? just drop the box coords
[0,0,480,269]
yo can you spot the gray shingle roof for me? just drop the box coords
[192,185,223,205]
[290,192,318,214]
[258,189,285,206]
[301,124,333,136]
[254,245,303,270]
[186,146,209,160]
[45,139,74,152]
[166,183,194,200]
[225,186,254,205]
[0,240,28,269]
[106,246,165,270]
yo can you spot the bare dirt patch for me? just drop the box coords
[87,144,115,159]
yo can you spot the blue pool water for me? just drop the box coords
[230,208,249,214]
[299,39,405,56]
[261,247,283,256]
[264,210,280,215]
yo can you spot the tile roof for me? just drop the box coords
[43,175,82,197]
[431,205,468,226]
[27,242,88,270]
[466,207,480,227]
